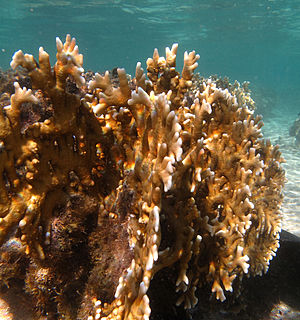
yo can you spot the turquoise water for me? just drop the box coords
[0,0,300,116]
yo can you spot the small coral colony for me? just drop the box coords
[0,34,284,319]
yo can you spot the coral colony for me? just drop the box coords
[0,35,284,319]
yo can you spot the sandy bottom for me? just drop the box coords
[268,301,300,320]
[0,298,12,320]
[263,115,300,237]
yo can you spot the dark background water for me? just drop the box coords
[0,0,299,116]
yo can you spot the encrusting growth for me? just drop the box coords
[0,35,285,320]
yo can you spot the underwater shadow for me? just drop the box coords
[148,230,300,320]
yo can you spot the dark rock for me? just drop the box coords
[149,230,300,320]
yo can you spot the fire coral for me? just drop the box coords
[0,35,285,320]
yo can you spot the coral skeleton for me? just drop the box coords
[0,35,285,320]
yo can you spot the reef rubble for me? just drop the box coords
[0,35,285,320]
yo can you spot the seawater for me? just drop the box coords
[0,0,300,234]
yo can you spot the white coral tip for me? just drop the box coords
[56,36,63,52]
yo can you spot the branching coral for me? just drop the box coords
[0,35,285,320]
[2,36,105,263]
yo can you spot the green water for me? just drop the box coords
[0,0,299,116]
